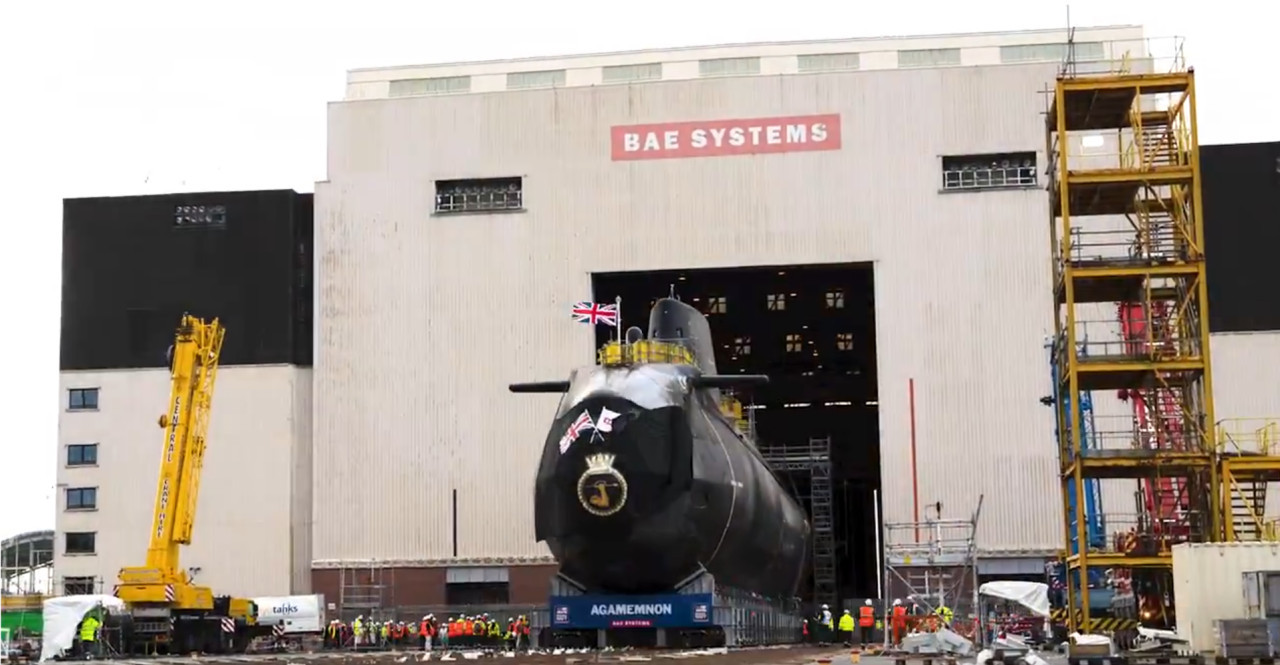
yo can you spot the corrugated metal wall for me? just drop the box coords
[315,62,1087,560]
[55,365,310,596]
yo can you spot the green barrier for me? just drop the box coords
[1,608,43,637]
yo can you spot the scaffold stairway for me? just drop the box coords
[808,436,838,609]
[1231,480,1268,540]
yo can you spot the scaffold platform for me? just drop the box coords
[1046,39,1221,633]
[882,496,982,620]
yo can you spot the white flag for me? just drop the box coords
[596,407,621,433]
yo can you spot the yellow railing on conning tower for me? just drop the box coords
[598,340,695,367]
[1217,419,1280,456]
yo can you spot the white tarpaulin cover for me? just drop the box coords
[39,594,126,662]
[978,581,1051,618]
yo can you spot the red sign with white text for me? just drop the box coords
[611,114,842,161]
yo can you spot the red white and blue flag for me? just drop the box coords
[559,410,597,454]
[572,301,619,327]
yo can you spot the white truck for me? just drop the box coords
[252,595,326,635]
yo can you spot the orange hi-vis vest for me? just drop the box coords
[858,606,874,627]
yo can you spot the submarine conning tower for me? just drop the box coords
[595,298,755,436]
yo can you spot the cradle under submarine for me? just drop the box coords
[509,297,811,599]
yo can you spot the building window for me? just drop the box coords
[174,205,226,228]
[942,152,1037,191]
[707,296,727,314]
[898,48,962,68]
[67,444,98,466]
[836,333,854,351]
[63,576,97,595]
[785,333,804,353]
[445,582,509,605]
[435,177,524,214]
[507,69,566,90]
[389,76,471,97]
[798,53,861,73]
[767,293,787,311]
[698,57,761,78]
[825,290,845,309]
[733,336,752,356]
[68,388,99,411]
[602,63,662,84]
[66,487,97,511]
[64,532,96,555]
[999,42,1105,64]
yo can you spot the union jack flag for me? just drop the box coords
[571,301,619,327]
[558,410,597,454]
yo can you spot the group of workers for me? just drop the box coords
[325,614,532,650]
[804,599,956,649]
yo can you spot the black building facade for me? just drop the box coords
[61,190,313,370]
[1202,141,1280,333]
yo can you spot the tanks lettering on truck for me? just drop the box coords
[611,114,842,161]
[254,595,324,634]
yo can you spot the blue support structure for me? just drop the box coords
[1047,340,1109,606]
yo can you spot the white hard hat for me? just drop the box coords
[864,599,873,606]
[821,604,829,609]
[894,599,902,605]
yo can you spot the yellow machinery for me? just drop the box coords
[115,314,258,654]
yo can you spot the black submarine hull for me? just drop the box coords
[532,299,810,599]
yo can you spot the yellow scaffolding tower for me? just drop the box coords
[1048,54,1218,632]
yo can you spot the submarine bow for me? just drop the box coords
[521,298,811,599]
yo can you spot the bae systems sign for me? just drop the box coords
[550,593,714,629]
[610,114,842,161]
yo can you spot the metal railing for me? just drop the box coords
[942,165,1037,191]
[434,189,523,214]
[1059,36,1187,79]
[1094,511,1208,553]
[597,339,695,367]
[1216,419,1280,456]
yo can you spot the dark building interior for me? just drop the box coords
[60,190,313,370]
[1202,141,1280,333]
[593,263,880,602]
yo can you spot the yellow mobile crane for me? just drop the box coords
[115,314,258,654]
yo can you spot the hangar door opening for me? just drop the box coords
[592,263,881,604]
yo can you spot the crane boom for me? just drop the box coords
[116,315,260,655]
[145,314,225,569]
[119,315,224,592]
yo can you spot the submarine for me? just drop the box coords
[509,297,811,599]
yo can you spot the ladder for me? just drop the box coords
[808,437,838,608]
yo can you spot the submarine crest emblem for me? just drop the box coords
[577,453,628,517]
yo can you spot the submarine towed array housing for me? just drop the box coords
[510,298,811,598]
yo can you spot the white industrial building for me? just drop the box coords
[53,23,1280,606]
[54,366,312,597]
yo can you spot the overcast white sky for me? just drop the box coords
[0,0,1273,542]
